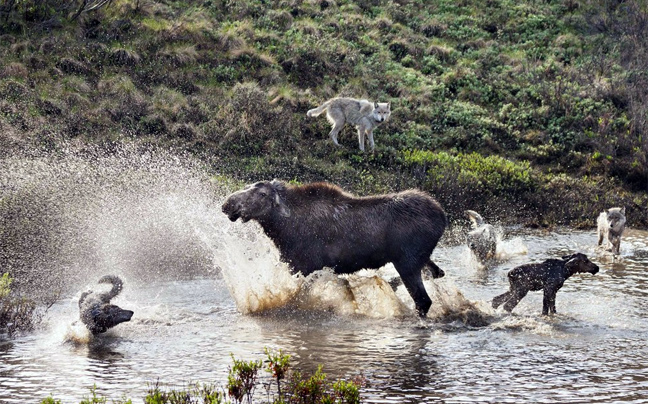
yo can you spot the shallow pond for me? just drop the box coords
[0,150,646,403]
[1,227,647,403]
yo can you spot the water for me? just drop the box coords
[1,147,647,403]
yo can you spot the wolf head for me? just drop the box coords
[606,207,626,233]
[372,102,391,123]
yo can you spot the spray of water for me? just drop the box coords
[1,143,494,329]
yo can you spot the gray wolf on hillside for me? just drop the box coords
[465,210,498,265]
[78,275,133,334]
[597,207,626,255]
[307,97,391,152]
[492,253,599,315]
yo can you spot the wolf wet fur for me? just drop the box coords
[78,275,134,334]
[465,210,498,265]
[492,253,599,315]
[597,207,626,255]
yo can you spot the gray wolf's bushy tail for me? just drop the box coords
[307,99,333,117]
[465,210,485,228]
[96,275,123,302]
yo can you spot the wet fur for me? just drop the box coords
[465,210,497,265]
[222,180,447,317]
[492,253,599,315]
[597,207,626,255]
[307,97,391,152]
[78,275,133,334]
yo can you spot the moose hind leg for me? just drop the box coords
[394,259,432,317]
[424,260,445,279]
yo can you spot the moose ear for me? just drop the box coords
[270,180,290,217]
[561,254,575,260]
[274,193,291,217]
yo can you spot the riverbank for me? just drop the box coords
[1,0,647,229]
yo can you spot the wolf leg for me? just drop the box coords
[492,291,512,309]
[502,288,528,312]
[357,126,366,151]
[326,109,345,146]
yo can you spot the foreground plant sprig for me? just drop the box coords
[40,348,363,404]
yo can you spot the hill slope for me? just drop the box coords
[0,0,646,227]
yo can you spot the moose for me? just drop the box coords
[222,180,448,317]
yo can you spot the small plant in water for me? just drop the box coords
[80,385,107,404]
[265,347,291,397]
[145,380,223,404]
[228,353,263,403]
[40,348,361,403]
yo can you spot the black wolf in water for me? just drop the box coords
[492,253,599,315]
[79,275,133,334]
[222,180,447,317]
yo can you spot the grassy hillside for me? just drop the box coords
[0,0,646,227]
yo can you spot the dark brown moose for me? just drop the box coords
[222,180,448,317]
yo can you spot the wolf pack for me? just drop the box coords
[466,207,625,315]
[75,97,629,335]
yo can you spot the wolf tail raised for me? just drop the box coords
[307,99,333,117]
[465,210,485,228]
[97,275,124,301]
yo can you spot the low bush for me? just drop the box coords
[0,273,39,337]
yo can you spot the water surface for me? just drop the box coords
[0,149,646,403]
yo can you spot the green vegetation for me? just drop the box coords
[0,272,39,336]
[0,0,646,227]
[40,349,362,404]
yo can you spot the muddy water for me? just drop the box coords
[0,149,647,403]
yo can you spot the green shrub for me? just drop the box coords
[402,150,538,196]
[0,272,39,337]
[41,349,362,403]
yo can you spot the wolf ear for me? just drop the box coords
[621,207,626,215]
[374,102,378,109]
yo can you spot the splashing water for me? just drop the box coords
[1,143,482,323]
[205,219,304,314]
[496,236,529,260]
[3,146,648,403]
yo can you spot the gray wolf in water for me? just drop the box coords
[222,180,446,317]
[307,97,391,152]
[465,210,497,265]
[597,207,626,255]
[79,275,133,334]
[492,253,599,315]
